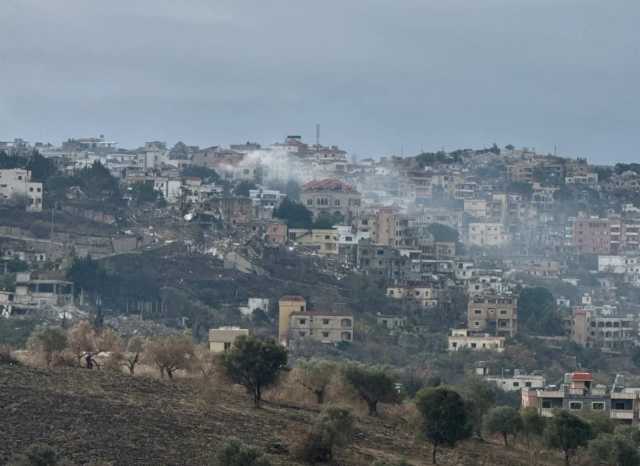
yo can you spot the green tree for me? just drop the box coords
[588,433,640,466]
[313,212,344,229]
[26,151,57,183]
[222,336,287,408]
[416,387,472,464]
[273,198,313,229]
[518,287,564,336]
[130,182,162,206]
[216,439,271,466]
[180,164,220,182]
[544,411,593,466]
[26,327,68,367]
[343,364,399,416]
[483,406,522,446]
[298,359,338,404]
[521,407,545,446]
[460,378,496,438]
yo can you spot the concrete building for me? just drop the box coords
[301,179,361,222]
[288,310,354,345]
[523,372,640,425]
[288,228,339,255]
[14,272,74,308]
[278,295,306,346]
[467,223,509,247]
[0,169,43,212]
[448,328,505,352]
[476,366,546,392]
[565,307,637,350]
[376,314,407,329]
[238,298,270,317]
[208,327,249,353]
[467,292,518,337]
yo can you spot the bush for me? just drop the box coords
[8,444,61,466]
[27,327,68,367]
[0,344,19,365]
[293,406,354,464]
[216,439,271,466]
[343,364,399,416]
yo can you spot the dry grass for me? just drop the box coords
[0,361,570,466]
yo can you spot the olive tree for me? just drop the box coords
[483,406,522,446]
[27,327,68,367]
[343,364,399,416]
[298,359,338,404]
[415,387,471,465]
[544,411,593,466]
[144,335,194,379]
[222,336,287,408]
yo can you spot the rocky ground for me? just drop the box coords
[0,363,565,466]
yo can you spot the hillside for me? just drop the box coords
[0,364,565,466]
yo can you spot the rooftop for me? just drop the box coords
[302,179,358,193]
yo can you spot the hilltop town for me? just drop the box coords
[3,135,640,464]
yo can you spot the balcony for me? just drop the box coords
[610,410,634,420]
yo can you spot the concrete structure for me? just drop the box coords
[288,229,339,255]
[239,298,269,317]
[523,372,640,425]
[208,327,249,353]
[0,169,43,212]
[565,307,637,350]
[467,292,518,337]
[476,366,545,392]
[301,179,361,222]
[288,311,354,344]
[467,223,509,247]
[448,328,505,352]
[14,272,74,308]
[376,314,407,329]
[278,295,307,345]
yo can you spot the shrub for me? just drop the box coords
[216,439,271,466]
[8,444,61,466]
[27,327,68,367]
[0,344,19,365]
[293,406,354,464]
[483,406,522,446]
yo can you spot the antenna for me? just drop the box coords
[315,124,320,147]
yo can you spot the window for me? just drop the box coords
[470,343,477,348]
[451,342,458,348]
[474,309,482,315]
[542,400,552,409]
[512,382,520,387]
[299,319,306,325]
[592,402,605,411]
[298,331,306,337]
[569,402,582,410]
[307,199,313,205]
[322,319,330,325]
[525,382,532,388]
[224,342,231,351]
[341,332,351,341]
[341,319,352,328]
[322,332,329,338]
[614,401,628,410]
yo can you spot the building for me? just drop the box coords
[278,295,307,345]
[288,310,354,345]
[386,283,439,309]
[208,327,249,353]
[238,298,269,317]
[476,366,545,392]
[288,228,339,255]
[448,328,505,352]
[300,179,361,222]
[376,314,407,329]
[0,169,43,212]
[467,223,509,247]
[467,292,518,337]
[14,272,74,308]
[523,372,640,425]
[565,307,637,350]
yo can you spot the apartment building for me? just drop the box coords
[571,215,640,254]
[565,307,637,350]
[448,328,505,352]
[476,366,546,392]
[300,179,361,222]
[0,169,43,212]
[467,223,509,247]
[386,282,439,309]
[288,311,354,345]
[467,292,518,337]
[278,295,307,346]
[288,228,339,255]
[523,372,640,425]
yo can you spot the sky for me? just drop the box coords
[1,0,638,163]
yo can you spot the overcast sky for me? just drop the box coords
[1,0,638,163]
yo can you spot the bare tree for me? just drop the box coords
[144,335,194,379]
[298,359,337,404]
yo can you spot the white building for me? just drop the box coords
[239,298,270,316]
[448,328,505,352]
[249,189,286,209]
[467,223,509,247]
[476,366,546,392]
[0,169,43,212]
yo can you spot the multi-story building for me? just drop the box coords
[523,372,640,425]
[467,292,518,337]
[288,228,339,255]
[448,328,505,352]
[386,282,439,309]
[476,366,546,392]
[301,179,361,222]
[565,307,637,350]
[0,169,43,212]
[571,214,640,254]
[288,311,354,345]
[278,295,307,346]
[467,223,509,247]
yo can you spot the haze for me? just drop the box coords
[1,0,638,162]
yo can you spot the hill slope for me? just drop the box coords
[0,364,563,466]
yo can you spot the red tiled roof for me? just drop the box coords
[571,372,593,382]
[302,179,357,193]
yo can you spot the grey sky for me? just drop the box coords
[1,0,638,163]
